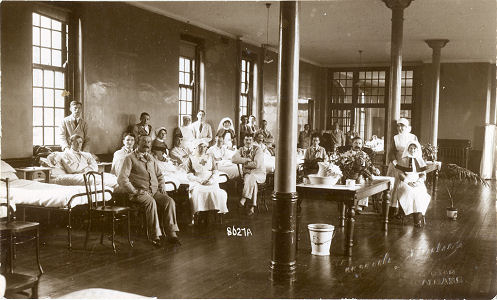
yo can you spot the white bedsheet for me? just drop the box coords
[51,172,118,189]
[0,179,112,208]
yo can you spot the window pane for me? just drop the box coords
[184,73,190,85]
[186,102,192,114]
[44,127,54,145]
[181,101,187,114]
[55,72,64,89]
[242,60,246,72]
[33,88,43,106]
[33,107,43,126]
[44,88,54,106]
[41,48,51,65]
[186,88,192,100]
[51,19,61,31]
[179,73,184,85]
[55,108,64,125]
[33,127,43,145]
[33,13,40,26]
[40,16,51,28]
[44,108,54,126]
[41,28,51,47]
[52,31,61,49]
[55,90,65,107]
[179,57,184,72]
[52,50,61,67]
[33,27,40,45]
[184,60,190,72]
[354,107,385,143]
[33,69,43,86]
[33,46,40,64]
[43,70,54,87]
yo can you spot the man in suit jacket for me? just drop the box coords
[118,135,180,247]
[131,112,154,139]
[58,101,90,151]
[192,110,212,145]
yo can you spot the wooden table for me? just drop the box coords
[15,167,51,183]
[296,178,392,257]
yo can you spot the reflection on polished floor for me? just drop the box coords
[9,180,497,299]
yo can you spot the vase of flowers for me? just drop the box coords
[421,143,438,162]
[334,150,380,183]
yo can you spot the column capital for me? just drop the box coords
[382,0,414,10]
[425,39,449,49]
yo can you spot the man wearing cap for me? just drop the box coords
[59,101,90,152]
[192,110,213,146]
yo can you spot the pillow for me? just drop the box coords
[46,152,67,176]
[1,172,18,180]
[1,160,16,173]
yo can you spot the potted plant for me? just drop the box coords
[421,143,438,162]
[440,163,488,220]
[333,150,380,183]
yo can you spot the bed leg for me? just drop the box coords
[67,209,72,251]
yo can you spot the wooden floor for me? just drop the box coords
[7,179,497,299]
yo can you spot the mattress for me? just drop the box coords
[0,179,112,209]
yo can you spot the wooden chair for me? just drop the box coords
[236,164,267,213]
[83,171,133,253]
[1,178,43,299]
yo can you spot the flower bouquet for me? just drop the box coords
[421,143,438,162]
[335,150,380,182]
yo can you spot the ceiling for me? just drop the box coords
[132,0,496,67]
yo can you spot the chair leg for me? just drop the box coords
[127,211,133,248]
[84,212,92,250]
[31,280,39,299]
[99,214,105,245]
[111,213,117,254]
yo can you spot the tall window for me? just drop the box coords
[32,12,68,146]
[400,70,414,122]
[240,59,252,117]
[178,40,198,126]
[329,68,416,146]
[178,56,195,125]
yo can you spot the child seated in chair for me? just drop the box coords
[393,141,431,227]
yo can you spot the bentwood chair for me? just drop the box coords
[1,178,43,299]
[83,171,133,253]
[236,164,267,213]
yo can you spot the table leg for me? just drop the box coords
[432,169,439,195]
[382,189,391,232]
[9,233,14,274]
[345,203,355,257]
[35,227,44,274]
[338,202,346,227]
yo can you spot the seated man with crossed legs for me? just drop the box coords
[118,135,180,247]
[231,134,266,216]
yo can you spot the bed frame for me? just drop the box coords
[15,181,178,250]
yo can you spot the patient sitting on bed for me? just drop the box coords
[60,134,98,174]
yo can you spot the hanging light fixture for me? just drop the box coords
[263,3,273,64]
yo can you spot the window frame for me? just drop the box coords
[32,10,70,147]
[327,66,417,140]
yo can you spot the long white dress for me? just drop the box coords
[180,125,196,152]
[397,157,431,215]
[388,132,419,207]
[187,154,228,215]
